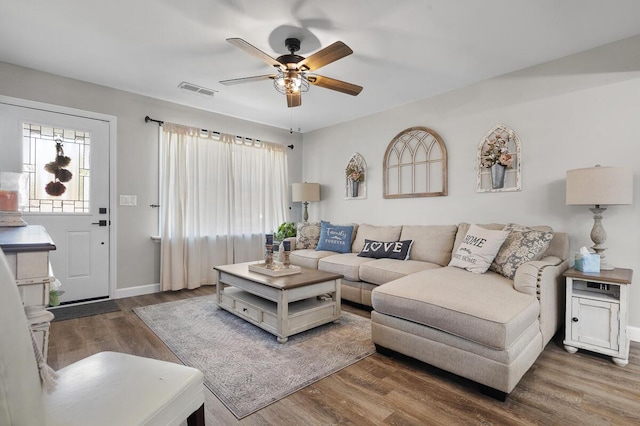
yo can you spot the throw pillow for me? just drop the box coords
[296,222,321,249]
[490,223,554,279]
[448,224,510,274]
[357,239,414,260]
[316,221,354,253]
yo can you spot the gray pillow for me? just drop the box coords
[490,223,554,279]
[295,222,321,249]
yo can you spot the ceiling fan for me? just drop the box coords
[220,37,363,107]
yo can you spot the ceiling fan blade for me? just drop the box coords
[286,92,301,107]
[308,75,363,96]
[226,38,283,69]
[298,41,353,71]
[219,74,275,85]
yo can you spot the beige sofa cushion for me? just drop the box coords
[542,232,570,260]
[359,258,441,285]
[371,266,540,350]
[318,253,375,281]
[399,225,458,266]
[352,224,402,253]
[289,249,336,269]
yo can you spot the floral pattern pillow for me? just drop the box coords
[490,223,553,279]
[296,222,321,249]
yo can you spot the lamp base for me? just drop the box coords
[596,250,613,271]
[600,259,614,271]
[589,206,614,270]
[302,201,309,222]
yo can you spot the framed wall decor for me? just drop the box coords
[383,127,448,198]
[345,153,367,200]
[477,124,521,193]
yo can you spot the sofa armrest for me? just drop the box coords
[513,256,569,347]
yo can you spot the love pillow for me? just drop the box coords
[357,239,413,260]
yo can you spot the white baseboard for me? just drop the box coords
[628,326,640,343]
[114,283,161,299]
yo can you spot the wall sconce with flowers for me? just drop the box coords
[477,124,521,193]
[345,153,367,199]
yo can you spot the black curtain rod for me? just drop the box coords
[145,115,222,135]
[144,115,294,149]
[144,115,163,125]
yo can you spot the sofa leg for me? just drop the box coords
[479,385,507,402]
[187,403,205,426]
[374,344,395,357]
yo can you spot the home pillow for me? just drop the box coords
[357,239,413,260]
[315,221,354,253]
[490,223,554,279]
[296,222,321,249]
[448,224,510,274]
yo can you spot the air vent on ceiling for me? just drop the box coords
[178,81,217,97]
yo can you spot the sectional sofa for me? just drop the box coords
[289,222,570,397]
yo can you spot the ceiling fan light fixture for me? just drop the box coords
[223,37,361,107]
[273,70,309,95]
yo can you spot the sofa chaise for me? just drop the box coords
[288,222,569,397]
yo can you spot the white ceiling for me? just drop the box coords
[2,0,640,133]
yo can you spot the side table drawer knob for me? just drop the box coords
[572,317,579,322]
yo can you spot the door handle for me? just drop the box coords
[91,220,108,226]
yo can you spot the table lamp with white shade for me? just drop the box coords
[566,165,633,270]
[292,182,320,222]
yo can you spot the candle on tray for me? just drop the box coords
[283,240,290,252]
[265,234,273,245]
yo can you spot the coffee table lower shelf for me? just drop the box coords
[215,263,342,343]
[219,288,338,342]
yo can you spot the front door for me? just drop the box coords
[0,101,111,303]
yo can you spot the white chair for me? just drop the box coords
[0,249,206,426]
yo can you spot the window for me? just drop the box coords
[22,123,90,213]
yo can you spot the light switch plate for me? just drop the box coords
[119,195,137,206]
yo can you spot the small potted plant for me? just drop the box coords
[275,222,297,242]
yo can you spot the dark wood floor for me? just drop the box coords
[49,287,640,425]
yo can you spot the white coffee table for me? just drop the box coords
[214,261,342,343]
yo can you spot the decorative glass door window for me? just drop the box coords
[22,123,91,213]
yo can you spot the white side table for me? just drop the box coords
[0,225,57,361]
[563,267,632,366]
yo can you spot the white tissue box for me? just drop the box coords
[575,253,600,273]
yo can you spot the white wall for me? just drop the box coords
[0,62,303,293]
[2,35,639,331]
[302,36,640,329]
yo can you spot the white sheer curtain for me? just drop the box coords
[160,123,288,291]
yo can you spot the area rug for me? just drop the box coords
[134,296,374,419]
[50,299,120,321]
